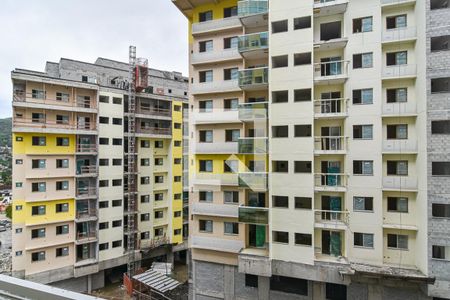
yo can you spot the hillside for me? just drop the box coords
[0,118,11,147]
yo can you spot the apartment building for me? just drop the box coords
[11,57,189,291]
[172,0,450,299]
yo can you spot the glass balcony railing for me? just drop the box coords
[239,172,268,190]
[239,205,269,225]
[239,67,268,89]
[239,102,268,120]
[238,138,268,154]
[238,32,269,53]
[238,0,268,17]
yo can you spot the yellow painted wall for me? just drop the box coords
[191,0,238,23]
[13,133,75,155]
[195,154,267,173]
[12,199,75,225]
[172,101,184,244]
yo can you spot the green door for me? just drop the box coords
[330,232,341,256]
[255,225,266,248]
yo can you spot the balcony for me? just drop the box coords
[75,208,97,221]
[314,136,347,155]
[239,67,268,91]
[239,172,268,191]
[382,102,417,117]
[135,126,172,137]
[192,17,241,36]
[76,143,97,154]
[238,32,268,60]
[192,173,239,187]
[12,91,97,112]
[238,137,268,154]
[238,0,268,29]
[314,60,349,85]
[194,142,239,154]
[191,202,238,218]
[314,98,348,119]
[382,176,418,191]
[239,102,268,121]
[381,0,416,9]
[238,205,269,225]
[191,49,241,66]
[76,165,97,177]
[136,106,171,118]
[76,187,97,199]
[382,27,417,44]
[313,0,349,17]
[192,109,239,124]
[314,38,348,52]
[382,140,418,154]
[191,80,240,95]
[238,248,271,277]
[12,117,97,134]
[191,236,244,253]
[314,173,347,192]
[75,231,97,244]
[314,210,349,230]
[382,64,416,80]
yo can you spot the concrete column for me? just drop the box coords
[223,265,235,300]
[167,251,175,267]
[312,281,324,300]
[258,276,270,300]
[87,274,92,294]
[368,284,382,300]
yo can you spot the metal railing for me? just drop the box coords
[239,67,268,88]
[137,106,171,117]
[314,173,347,188]
[77,165,97,175]
[314,209,349,224]
[238,32,269,53]
[76,231,97,240]
[313,98,347,116]
[76,187,97,198]
[137,127,171,135]
[76,209,97,219]
[76,144,97,153]
[13,91,96,109]
[314,136,346,151]
[238,0,268,17]
[314,60,349,78]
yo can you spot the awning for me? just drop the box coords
[133,270,181,294]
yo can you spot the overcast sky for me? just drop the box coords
[0,0,188,118]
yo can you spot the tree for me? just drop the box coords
[5,205,11,220]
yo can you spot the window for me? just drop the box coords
[199,10,213,22]
[112,179,122,186]
[155,193,164,201]
[99,116,109,124]
[387,124,408,139]
[387,197,408,213]
[112,240,122,248]
[15,205,23,211]
[31,89,45,99]
[294,16,311,30]
[15,228,22,234]
[353,197,373,212]
[432,203,450,218]
[141,232,150,240]
[56,225,69,235]
[16,182,22,188]
[225,129,240,142]
[386,14,407,29]
[353,125,373,139]
[16,136,23,142]
[353,53,373,68]
[224,191,239,204]
[432,162,450,176]
[224,36,238,49]
[273,161,288,173]
[155,141,163,148]
[99,138,109,145]
[31,251,45,262]
[99,180,109,187]
[272,90,288,103]
[99,201,109,208]
[154,228,164,237]
[31,228,45,238]
[199,40,213,53]
[387,161,408,176]
[141,158,150,166]
[174,176,181,182]
[56,137,69,146]
[56,180,69,190]
[245,274,258,288]
[353,160,373,175]
[112,138,122,146]
[354,232,374,248]
[432,120,450,134]
[326,283,347,300]
[56,92,69,102]
[199,70,213,83]
[272,20,288,33]
[295,233,312,246]
[99,96,109,103]
[141,177,150,185]
[295,197,312,209]
[199,220,213,232]
[200,191,213,202]
[32,182,46,192]
[112,118,122,125]
[224,222,239,235]
[294,161,312,173]
[353,16,373,33]
[294,52,311,66]
[56,247,69,257]
[353,88,373,104]
[99,222,109,230]
[273,231,289,244]
[141,213,150,221]
[224,98,239,110]
[199,100,213,112]
[154,158,164,166]
[294,89,311,102]
[112,159,122,166]
[224,160,238,173]
[174,158,181,164]
[174,211,182,217]
[141,195,150,203]
[272,55,288,68]
[431,0,449,9]
[56,115,69,124]
[15,251,22,256]
[387,234,408,250]
[387,51,407,66]
[270,276,308,296]
[294,125,312,137]
[56,159,69,168]
[112,97,122,104]
[32,159,46,169]
[431,35,450,52]
[199,160,213,172]
[387,88,407,103]
[99,243,109,251]
[56,203,68,213]
[112,220,122,227]
[16,159,23,165]
[272,126,288,138]
[141,140,150,148]
[433,78,450,94]
[32,136,46,146]
[224,6,237,18]
[199,130,213,143]
[174,193,182,200]
[432,245,449,260]
[273,196,289,208]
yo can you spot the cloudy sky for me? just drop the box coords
[0,0,188,118]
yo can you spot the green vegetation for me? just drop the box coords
[0,118,11,147]
[0,118,11,188]
[5,205,11,220]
